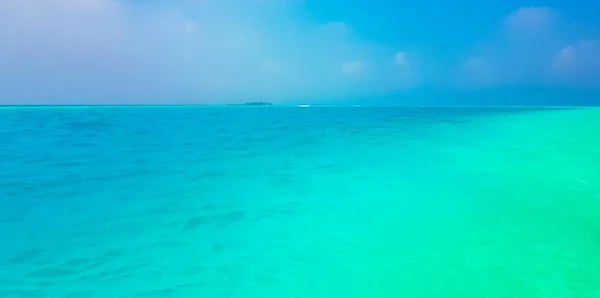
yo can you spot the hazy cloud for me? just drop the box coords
[0,0,394,104]
[341,61,366,75]
[1,2,599,104]
[394,52,409,67]
[455,6,600,88]
[502,7,556,36]
[552,40,600,85]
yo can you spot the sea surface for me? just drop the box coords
[1,106,600,297]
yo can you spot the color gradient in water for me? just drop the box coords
[1,106,600,297]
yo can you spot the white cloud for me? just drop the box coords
[394,52,409,66]
[554,46,576,69]
[454,6,592,88]
[503,7,555,35]
[552,40,600,84]
[554,40,600,69]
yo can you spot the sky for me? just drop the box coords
[0,0,599,105]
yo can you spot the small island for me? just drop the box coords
[244,102,273,106]
[226,102,273,107]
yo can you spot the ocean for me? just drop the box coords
[1,106,600,297]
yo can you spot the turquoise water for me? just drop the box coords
[1,106,600,297]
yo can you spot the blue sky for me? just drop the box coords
[0,0,599,105]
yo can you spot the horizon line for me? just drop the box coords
[0,104,597,109]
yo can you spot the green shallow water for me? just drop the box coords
[1,107,600,297]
